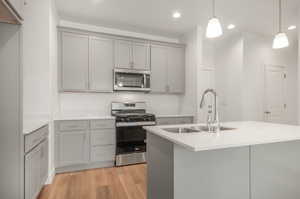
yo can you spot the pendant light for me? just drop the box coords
[206,0,223,38]
[272,0,289,49]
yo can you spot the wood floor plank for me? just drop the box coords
[39,164,147,199]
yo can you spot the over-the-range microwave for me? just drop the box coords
[113,69,151,92]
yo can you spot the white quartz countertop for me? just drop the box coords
[144,121,300,152]
[54,115,115,121]
[23,119,49,135]
[55,114,193,121]
[156,114,194,118]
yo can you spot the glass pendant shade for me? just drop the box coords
[206,17,223,38]
[272,32,289,49]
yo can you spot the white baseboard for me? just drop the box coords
[45,169,55,185]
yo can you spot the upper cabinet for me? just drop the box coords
[151,44,185,94]
[58,29,185,94]
[0,0,23,24]
[89,36,114,92]
[151,44,168,93]
[167,46,185,93]
[115,39,150,70]
[60,32,89,91]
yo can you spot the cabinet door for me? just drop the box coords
[150,45,168,93]
[89,37,114,92]
[114,40,132,69]
[40,139,48,185]
[132,41,150,70]
[57,131,89,167]
[25,145,41,199]
[61,32,89,91]
[167,46,185,93]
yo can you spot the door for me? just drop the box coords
[89,36,114,92]
[132,41,150,70]
[57,131,89,167]
[115,40,132,69]
[150,44,168,93]
[25,144,42,199]
[167,46,185,93]
[264,65,286,123]
[61,32,89,91]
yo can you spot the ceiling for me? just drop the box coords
[56,0,300,38]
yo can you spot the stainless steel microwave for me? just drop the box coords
[113,69,151,92]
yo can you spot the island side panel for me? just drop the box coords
[173,145,250,199]
[251,140,300,199]
[147,133,174,199]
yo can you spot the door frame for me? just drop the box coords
[263,64,287,123]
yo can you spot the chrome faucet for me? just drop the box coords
[200,89,220,133]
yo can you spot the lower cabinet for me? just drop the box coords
[55,119,116,173]
[56,131,89,167]
[156,116,194,125]
[25,125,49,199]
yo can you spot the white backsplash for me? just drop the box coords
[57,92,183,117]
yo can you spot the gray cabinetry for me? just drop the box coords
[251,141,300,199]
[150,44,168,93]
[115,39,132,69]
[115,39,150,70]
[56,130,89,167]
[150,44,185,94]
[24,125,49,199]
[167,46,185,93]
[89,36,114,92]
[60,32,89,91]
[132,41,150,70]
[55,119,116,173]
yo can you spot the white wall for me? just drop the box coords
[22,0,51,122]
[179,28,198,118]
[48,0,59,184]
[243,32,298,124]
[215,33,244,121]
[184,29,298,124]
[57,93,182,117]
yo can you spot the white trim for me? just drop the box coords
[59,20,180,44]
[45,168,55,185]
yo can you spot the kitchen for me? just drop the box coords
[0,0,300,199]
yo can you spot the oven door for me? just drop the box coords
[116,126,146,154]
[115,125,147,166]
[114,69,151,92]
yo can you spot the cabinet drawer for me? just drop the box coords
[25,125,48,153]
[91,145,115,162]
[90,119,115,129]
[58,120,89,131]
[91,129,115,146]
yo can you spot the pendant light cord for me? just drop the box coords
[279,0,282,32]
[212,0,216,17]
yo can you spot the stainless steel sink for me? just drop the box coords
[163,127,201,134]
[163,126,236,134]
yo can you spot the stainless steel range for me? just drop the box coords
[111,102,156,166]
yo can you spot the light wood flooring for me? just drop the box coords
[38,164,147,199]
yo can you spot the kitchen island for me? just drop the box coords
[144,121,300,199]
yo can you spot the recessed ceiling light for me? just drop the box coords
[288,25,297,30]
[227,24,236,30]
[172,11,181,19]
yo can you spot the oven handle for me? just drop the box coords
[116,121,156,127]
